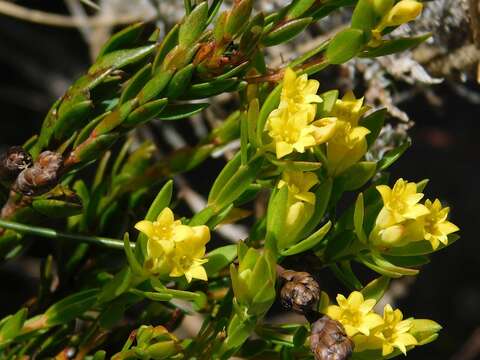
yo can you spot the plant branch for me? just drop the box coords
[0,219,127,249]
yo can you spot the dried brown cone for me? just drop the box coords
[310,315,354,360]
[280,270,320,315]
[0,146,32,181]
[12,151,63,196]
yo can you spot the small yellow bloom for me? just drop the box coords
[280,67,322,122]
[326,291,384,337]
[267,108,319,158]
[421,199,459,249]
[266,69,335,159]
[369,220,424,248]
[384,0,423,27]
[327,121,370,176]
[376,304,417,355]
[331,91,370,127]
[278,170,319,205]
[353,304,417,355]
[375,179,429,228]
[135,207,210,282]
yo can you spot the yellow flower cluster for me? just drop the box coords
[327,291,418,356]
[326,91,370,176]
[135,207,210,283]
[266,68,336,159]
[265,69,371,176]
[370,179,459,249]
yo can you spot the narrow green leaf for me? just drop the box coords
[326,28,366,64]
[257,83,282,146]
[362,108,386,147]
[281,221,332,256]
[354,193,367,244]
[361,34,431,58]
[377,140,411,171]
[179,2,208,47]
[119,63,152,105]
[263,18,312,47]
[165,64,195,99]
[98,22,145,58]
[156,102,209,121]
[204,244,238,275]
[361,276,390,302]
[0,308,27,343]
[123,98,168,127]
[45,289,99,326]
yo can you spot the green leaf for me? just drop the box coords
[247,99,259,148]
[225,0,253,37]
[179,2,208,47]
[299,178,333,238]
[240,112,249,165]
[98,23,145,58]
[416,178,429,192]
[311,0,356,20]
[354,193,367,244]
[184,78,241,99]
[89,45,156,74]
[119,63,152,105]
[97,267,133,303]
[257,83,282,146]
[212,156,264,211]
[287,0,316,19]
[377,140,411,171]
[165,64,195,99]
[361,34,431,58]
[153,25,180,72]
[54,98,92,141]
[351,0,381,31]
[265,186,288,252]
[72,133,120,164]
[45,289,99,326]
[32,199,82,218]
[384,234,460,256]
[156,102,209,121]
[123,233,144,276]
[0,308,27,343]
[263,18,312,47]
[362,108,386,147]
[208,151,242,203]
[361,276,390,302]
[326,28,366,64]
[281,221,332,256]
[325,230,355,261]
[410,319,442,345]
[337,161,377,191]
[316,90,339,117]
[123,98,168,127]
[204,244,238,275]
[138,69,174,105]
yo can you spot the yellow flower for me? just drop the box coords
[327,121,370,176]
[326,291,384,337]
[331,91,370,127]
[376,304,417,355]
[353,305,417,356]
[280,67,322,122]
[135,207,210,282]
[278,170,319,205]
[267,108,319,158]
[375,179,429,228]
[384,0,423,27]
[421,199,459,249]
[265,69,336,159]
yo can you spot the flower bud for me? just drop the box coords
[280,270,320,315]
[310,315,354,360]
[385,0,423,26]
[13,151,63,196]
[0,146,32,181]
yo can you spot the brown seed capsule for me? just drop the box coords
[310,315,354,360]
[13,151,63,196]
[280,270,320,315]
[0,146,32,181]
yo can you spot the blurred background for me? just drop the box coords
[0,0,479,359]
